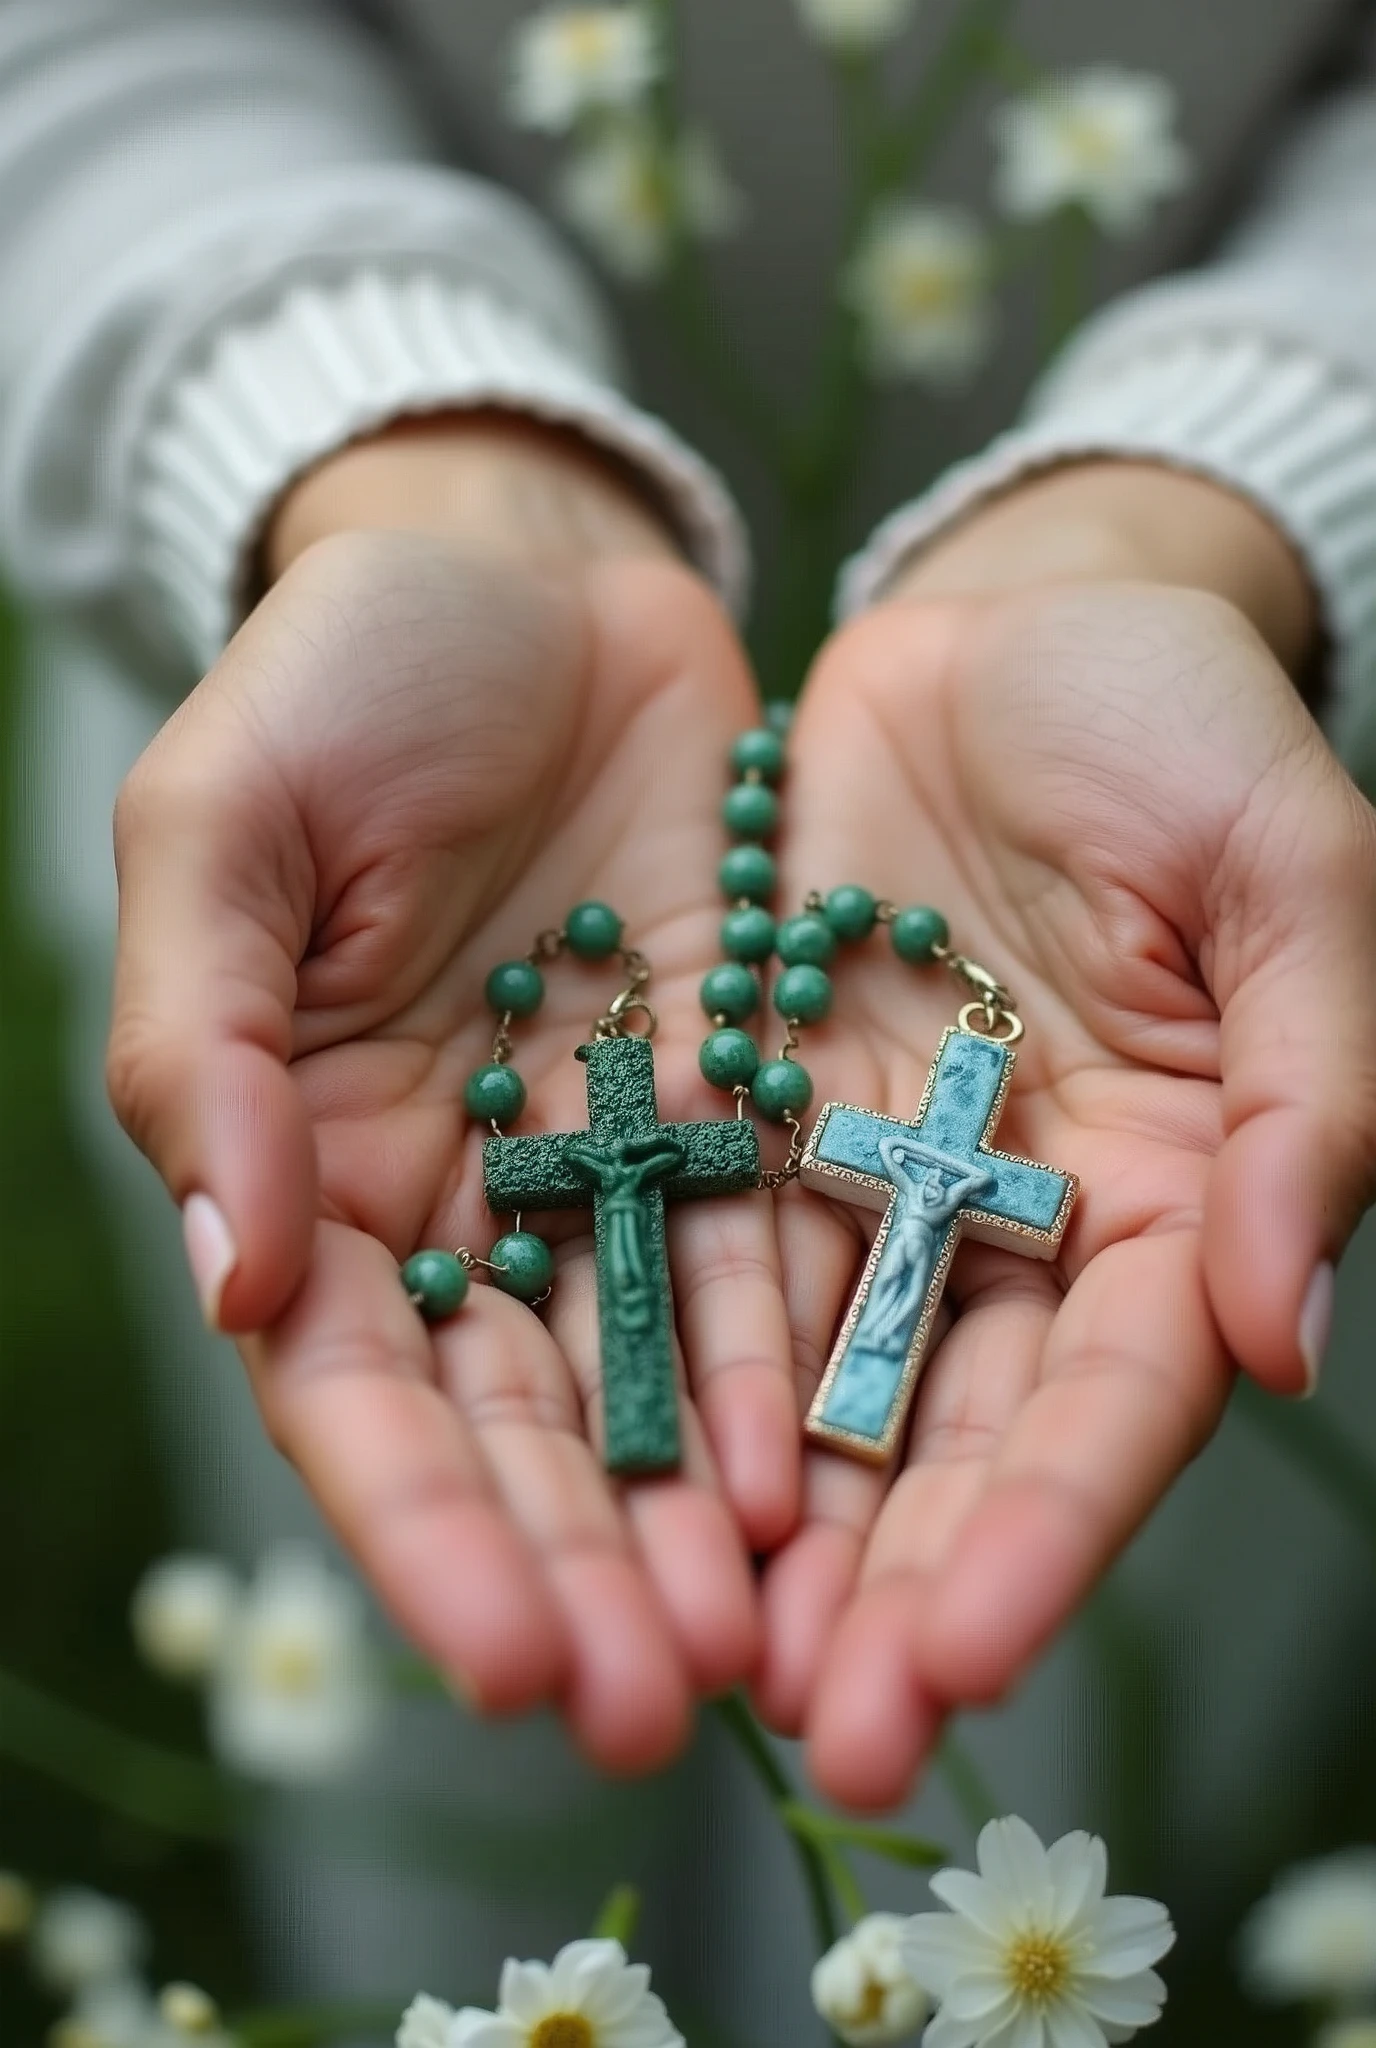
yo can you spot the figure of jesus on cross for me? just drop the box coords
[802,1027,1078,1463]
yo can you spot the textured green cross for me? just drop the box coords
[483,1035,761,1474]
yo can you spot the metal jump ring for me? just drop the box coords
[957,1000,1024,1045]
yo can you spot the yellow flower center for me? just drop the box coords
[892,262,966,317]
[853,1977,888,2025]
[250,1634,326,1696]
[558,15,616,69]
[1063,113,1118,169]
[1005,1930,1071,2004]
[529,2017,595,2048]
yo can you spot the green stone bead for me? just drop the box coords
[490,1230,555,1303]
[565,900,624,960]
[463,1062,527,1127]
[752,1058,813,1122]
[729,727,785,782]
[720,904,777,963]
[699,1027,760,1090]
[824,883,879,943]
[718,844,777,904]
[765,699,795,735]
[401,1249,470,1323]
[700,961,760,1024]
[891,905,950,964]
[772,963,833,1024]
[776,912,837,968]
[721,781,780,840]
[485,959,544,1018]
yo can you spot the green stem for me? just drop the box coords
[1234,1377,1376,1557]
[591,1882,641,1947]
[882,0,1021,188]
[0,1665,237,1839]
[713,1695,842,1960]
[937,1732,1000,1835]
[782,1800,946,1869]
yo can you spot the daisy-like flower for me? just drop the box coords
[903,1816,1175,2048]
[991,68,1192,236]
[557,121,741,281]
[399,1938,684,2048]
[794,0,918,52]
[1238,1848,1376,2006]
[509,8,659,134]
[30,1890,148,1996]
[844,203,993,383]
[207,1545,382,1783]
[130,1554,240,1681]
[812,1913,930,2044]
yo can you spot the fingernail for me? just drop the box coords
[182,1193,237,1329]
[1298,1261,1335,1397]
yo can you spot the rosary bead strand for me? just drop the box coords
[403,900,640,1324]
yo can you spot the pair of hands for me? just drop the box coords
[107,420,1376,1810]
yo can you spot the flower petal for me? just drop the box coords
[450,2013,524,2048]
[930,1870,1016,1940]
[943,1973,1019,2026]
[902,1913,993,1996]
[1046,1834,1108,1931]
[1082,1897,1175,1976]
[497,1960,554,2024]
[923,2008,984,2048]
[977,1818,1055,1924]
[1077,1968,1167,2027]
[1044,1998,1109,2048]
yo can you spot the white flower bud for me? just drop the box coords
[130,1556,239,1680]
[811,1915,929,2044]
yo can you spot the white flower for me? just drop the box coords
[31,1891,147,1995]
[1316,2024,1376,2048]
[397,1994,456,2048]
[557,121,741,281]
[130,1555,240,1680]
[50,1978,170,2048]
[991,68,1192,235]
[903,1816,1175,2048]
[1238,1848,1376,2005]
[812,1913,930,2044]
[445,1937,683,2047]
[207,1546,382,1783]
[509,8,658,133]
[845,203,993,383]
[794,0,917,51]
[158,1983,226,2037]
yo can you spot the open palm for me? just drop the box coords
[108,533,799,1772]
[757,581,1376,1807]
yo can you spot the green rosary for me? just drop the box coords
[403,715,1078,1474]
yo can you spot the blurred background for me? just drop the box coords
[7,1,1376,2043]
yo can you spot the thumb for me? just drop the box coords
[1204,765,1376,1396]
[108,718,318,1333]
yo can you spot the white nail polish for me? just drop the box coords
[182,1193,237,1329]
[1298,1261,1335,1397]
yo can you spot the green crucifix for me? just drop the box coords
[483,1035,761,1475]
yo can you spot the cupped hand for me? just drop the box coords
[107,529,799,1771]
[757,577,1376,1806]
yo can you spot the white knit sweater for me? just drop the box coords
[5,0,1376,744]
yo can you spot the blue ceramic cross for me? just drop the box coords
[800,1027,1078,1462]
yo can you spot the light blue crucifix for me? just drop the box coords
[800,1027,1078,1463]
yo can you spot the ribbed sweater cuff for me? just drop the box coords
[134,271,750,666]
[839,336,1376,732]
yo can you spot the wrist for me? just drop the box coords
[886,460,1318,676]
[265,410,684,583]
